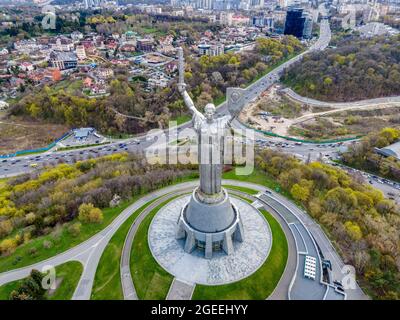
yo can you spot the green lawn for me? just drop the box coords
[223,184,259,195]
[192,209,288,299]
[223,167,284,194]
[0,199,134,273]
[175,114,192,126]
[91,198,159,300]
[0,261,83,300]
[130,196,185,300]
[52,80,83,95]
[223,167,306,209]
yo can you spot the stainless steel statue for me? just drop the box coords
[175,47,244,259]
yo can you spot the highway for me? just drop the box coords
[283,87,400,109]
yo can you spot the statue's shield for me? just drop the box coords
[226,87,247,118]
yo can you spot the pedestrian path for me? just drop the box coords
[166,278,195,300]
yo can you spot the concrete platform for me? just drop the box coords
[148,196,272,285]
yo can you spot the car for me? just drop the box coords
[336,286,345,292]
[333,280,343,287]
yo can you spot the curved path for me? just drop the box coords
[283,87,400,109]
[120,189,191,300]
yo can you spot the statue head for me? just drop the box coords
[204,103,216,122]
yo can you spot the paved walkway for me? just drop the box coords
[166,278,195,300]
[120,189,191,300]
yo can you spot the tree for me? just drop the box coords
[0,220,13,238]
[68,222,82,237]
[344,221,363,241]
[290,183,310,202]
[0,238,17,256]
[78,203,103,224]
[10,269,46,300]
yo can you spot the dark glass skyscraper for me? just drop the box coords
[284,8,306,38]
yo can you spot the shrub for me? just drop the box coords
[25,212,36,225]
[43,240,53,249]
[0,238,17,256]
[0,220,13,238]
[28,247,38,256]
[68,222,82,237]
[78,203,103,224]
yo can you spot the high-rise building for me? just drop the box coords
[196,0,214,9]
[250,0,264,8]
[198,43,225,56]
[284,8,305,38]
[278,0,288,8]
[302,13,313,39]
[252,14,274,32]
[84,0,103,9]
[220,11,234,25]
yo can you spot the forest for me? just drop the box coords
[342,127,400,182]
[0,153,197,256]
[256,148,400,299]
[282,34,400,102]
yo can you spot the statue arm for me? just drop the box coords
[177,47,205,123]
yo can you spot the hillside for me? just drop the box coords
[283,35,400,102]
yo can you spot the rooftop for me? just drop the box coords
[376,141,400,159]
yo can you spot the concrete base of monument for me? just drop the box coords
[148,195,272,285]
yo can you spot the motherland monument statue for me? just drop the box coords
[175,47,245,259]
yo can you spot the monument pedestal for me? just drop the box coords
[176,187,244,259]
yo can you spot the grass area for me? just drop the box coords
[130,196,185,300]
[0,261,83,300]
[214,95,226,107]
[52,80,83,95]
[0,199,134,273]
[106,133,135,140]
[223,184,259,195]
[0,122,69,156]
[223,167,305,209]
[174,114,192,126]
[91,198,159,300]
[192,209,288,299]
[223,167,286,196]
[56,142,110,152]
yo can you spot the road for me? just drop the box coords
[283,87,400,109]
